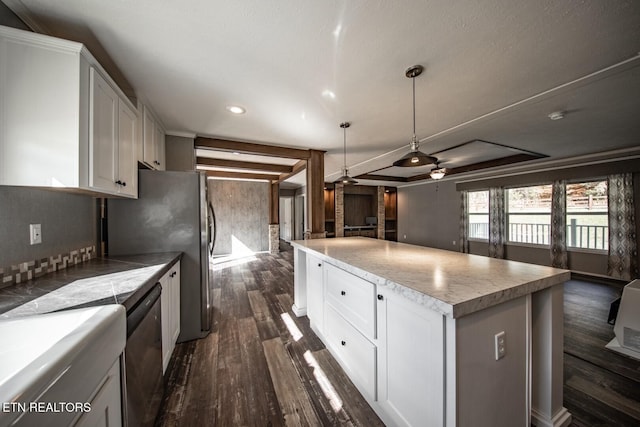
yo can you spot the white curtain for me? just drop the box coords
[550,180,568,269]
[488,187,505,259]
[607,174,638,280]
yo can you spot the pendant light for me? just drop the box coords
[393,65,439,167]
[334,122,358,185]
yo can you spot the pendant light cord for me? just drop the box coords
[343,125,347,168]
[412,75,416,141]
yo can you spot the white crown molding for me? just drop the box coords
[166,131,197,139]
[2,0,50,34]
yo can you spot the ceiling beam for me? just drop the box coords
[195,137,314,159]
[278,159,307,183]
[353,174,408,182]
[203,170,278,181]
[196,157,293,173]
[406,153,544,182]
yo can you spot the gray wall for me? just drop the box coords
[209,180,269,255]
[0,2,30,30]
[397,180,460,251]
[0,187,97,266]
[165,135,195,171]
[397,163,640,277]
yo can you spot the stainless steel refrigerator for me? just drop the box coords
[108,170,214,342]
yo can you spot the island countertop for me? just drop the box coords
[0,252,182,319]
[290,237,570,318]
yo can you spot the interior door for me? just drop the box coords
[279,197,293,242]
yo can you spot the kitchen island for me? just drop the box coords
[291,237,571,427]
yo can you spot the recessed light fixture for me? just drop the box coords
[232,151,240,155]
[226,105,246,114]
[548,111,565,121]
[322,89,336,99]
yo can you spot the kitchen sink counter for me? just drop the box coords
[0,252,182,319]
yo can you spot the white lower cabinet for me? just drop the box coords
[376,287,445,427]
[306,254,324,334]
[160,261,181,373]
[324,304,377,401]
[73,360,122,427]
[308,259,446,427]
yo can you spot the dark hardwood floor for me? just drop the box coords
[563,280,640,427]
[156,247,640,426]
[155,247,384,426]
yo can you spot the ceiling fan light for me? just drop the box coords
[430,168,446,180]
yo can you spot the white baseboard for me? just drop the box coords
[291,304,307,317]
[531,407,572,427]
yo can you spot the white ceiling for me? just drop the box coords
[5,0,640,186]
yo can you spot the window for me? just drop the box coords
[566,180,608,250]
[507,185,552,245]
[468,190,489,239]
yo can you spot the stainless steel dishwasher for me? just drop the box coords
[124,283,164,427]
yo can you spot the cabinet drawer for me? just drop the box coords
[324,304,376,401]
[325,263,376,339]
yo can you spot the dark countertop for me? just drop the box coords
[0,252,182,319]
[344,225,377,230]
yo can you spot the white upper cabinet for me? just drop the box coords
[141,104,166,170]
[0,25,138,198]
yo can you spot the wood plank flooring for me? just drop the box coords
[156,247,640,426]
[156,248,384,426]
[563,280,640,427]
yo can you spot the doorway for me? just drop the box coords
[279,197,294,242]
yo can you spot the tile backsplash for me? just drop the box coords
[0,245,95,289]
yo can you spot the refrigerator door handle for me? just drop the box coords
[208,202,216,256]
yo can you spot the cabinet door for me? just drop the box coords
[376,287,445,427]
[170,262,181,344]
[89,68,118,193]
[155,124,166,170]
[117,100,137,197]
[306,254,324,334]
[160,271,171,373]
[142,106,156,168]
[73,359,122,427]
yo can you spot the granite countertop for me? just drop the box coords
[291,237,570,318]
[0,252,182,319]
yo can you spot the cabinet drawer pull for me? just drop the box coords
[340,290,346,296]
[121,181,126,187]
[115,179,123,185]
[377,294,384,301]
[341,340,346,346]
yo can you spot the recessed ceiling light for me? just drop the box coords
[548,111,565,120]
[322,89,336,99]
[232,151,240,155]
[226,105,246,114]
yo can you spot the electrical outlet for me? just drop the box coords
[30,224,42,245]
[403,234,407,240]
[495,331,506,360]
[452,240,456,246]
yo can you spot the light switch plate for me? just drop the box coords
[30,224,42,245]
